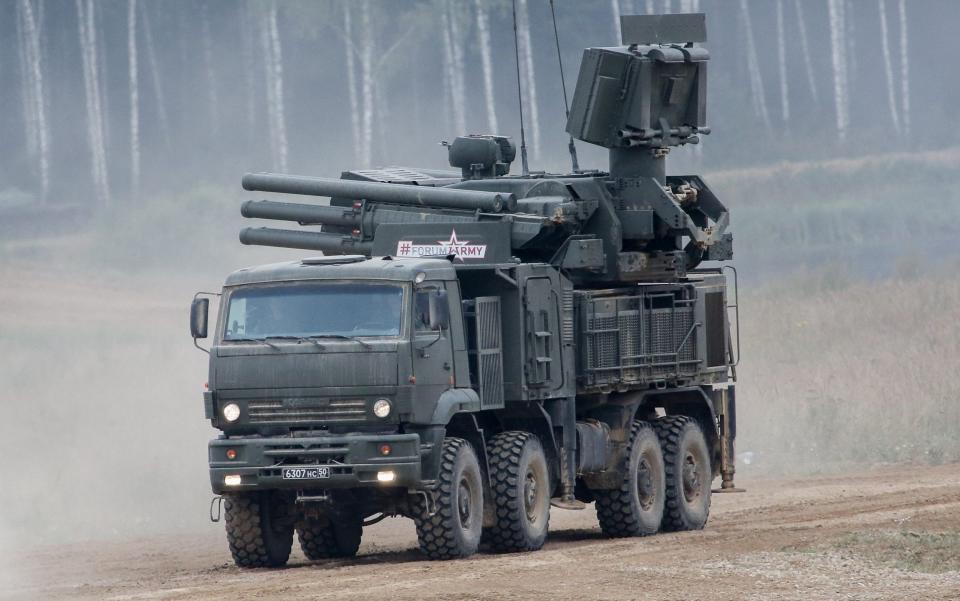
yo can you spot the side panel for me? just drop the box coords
[457,264,577,403]
[523,277,558,392]
[518,266,576,401]
[575,275,729,393]
[470,296,505,409]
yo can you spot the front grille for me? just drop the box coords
[260,440,354,475]
[247,398,367,425]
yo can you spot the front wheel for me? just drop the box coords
[655,415,712,531]
[594,420,666,537]
[413,437,484,560]
[223,491,295,568]
[483,431,551,553]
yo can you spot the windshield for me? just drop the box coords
[223,282,404,340]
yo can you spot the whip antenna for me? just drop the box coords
[511,0,530,176]
[549,0,579,172]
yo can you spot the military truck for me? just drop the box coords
[190,13,741,567]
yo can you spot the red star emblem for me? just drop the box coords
[438,230,469,246]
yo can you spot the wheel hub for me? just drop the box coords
[636,457,655,511]
[682,453,701,503]
[524,471,539,522]
[458,480,473,527]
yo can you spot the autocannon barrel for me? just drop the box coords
[242,172,515,213]
[239,227,372,254]
[241,200,362,227]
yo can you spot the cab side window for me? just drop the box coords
[414,289,433,332]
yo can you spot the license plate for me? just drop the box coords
[281,466,330,480]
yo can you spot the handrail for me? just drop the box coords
[723,265,741,371]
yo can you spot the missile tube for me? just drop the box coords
[239,227,372,255]
[242,172,515,213]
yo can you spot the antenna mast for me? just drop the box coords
[511,0,530,176]
[549,0,579,172]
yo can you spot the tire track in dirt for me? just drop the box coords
[3,464,959,601]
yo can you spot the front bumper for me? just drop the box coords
[209,433,424,494]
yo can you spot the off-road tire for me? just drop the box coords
[483,431,551,553]
[297,514,362,560]
[654,415,712,532]
[413,437,483,560]
[223,491,295,568]
[595,420,665,537]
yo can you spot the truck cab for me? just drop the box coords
[202,255,472,495]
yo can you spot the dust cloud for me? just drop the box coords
[0,267,213,547]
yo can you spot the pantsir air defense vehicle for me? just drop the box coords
[190,13,741,567]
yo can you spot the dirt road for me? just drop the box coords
[3,464,959,601]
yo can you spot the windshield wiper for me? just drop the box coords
[225,336,282,349]
[307,334,373,349]
[226,335,372,349]
[263,335,326,349]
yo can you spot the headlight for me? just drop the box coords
[373,399,392,418]
[222,403,241,422]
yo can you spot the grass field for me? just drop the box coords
[737,267,960,472]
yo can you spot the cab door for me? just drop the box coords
[412,284,455,403]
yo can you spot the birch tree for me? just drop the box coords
[359,0,374,166]
[475,0,498,133]
[240,1,258,144]
[898,0,910,137]
[140,3,171,148]
[775,0,789,123]
[793,0,819,104]
[260,0,288,172]
[827,0,849,140]
[611,0,622,43]
[447,1,467,135]
[739,0,770,131]
[77,0,110,205]
[129,0,141,197]
[517,0,541,159]
[16,1,36,164]
[439,1,465,136]
[18,0,49,201]
[877,0,901,135]
[343,3,361,162]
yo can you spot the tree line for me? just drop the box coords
[4,0,952,211]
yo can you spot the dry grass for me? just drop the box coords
[737,267,960,472]
[830,530,960,573]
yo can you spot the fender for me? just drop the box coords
[429,388,481,425]
[648,386,722,475]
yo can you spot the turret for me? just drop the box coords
[237,13,731,283]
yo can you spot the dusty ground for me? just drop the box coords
[2,464,958,601]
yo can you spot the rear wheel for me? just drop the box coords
[595,420,665,537]
[297,512,362,560]
[483,431,551,553]
[413,437,483,560]
[655,415,712,531]
[223,491,295,568]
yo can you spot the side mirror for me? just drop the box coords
[190,297,210,339]
[428,289,450,331]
